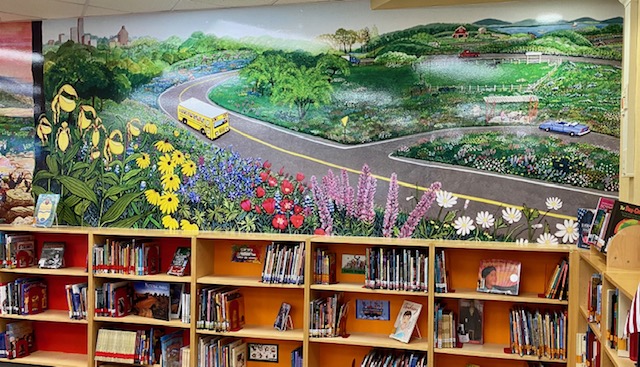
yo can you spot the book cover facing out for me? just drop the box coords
[133,281,170,321]
[477,259,521,296]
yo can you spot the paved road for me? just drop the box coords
[158,71,619,220]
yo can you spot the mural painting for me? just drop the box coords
[33,0,622,243]
[0,22,36,225]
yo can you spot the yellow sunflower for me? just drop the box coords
[181,160,197,177]
[162,215,179,230]
[159,192,179,214]
[136,153,151,169]
[161,173,180,192]
[154,139,174,153]
[180,219,199,231]
[158,154,175,176]
[173,130,180,137]
[144,189,161,206]
[172,150,186,165]
[143,122,158,134]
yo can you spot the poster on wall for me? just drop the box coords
[32,0,622,243]
[0,22,36,225]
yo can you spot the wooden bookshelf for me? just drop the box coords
[308,331,429,351]
[0,309,87,324]
[94,272,192,283]
[2,350,88,367]
[0,266,87,277]
[435,289,568,305]
[433,342,568,363]
[197,324,304,341]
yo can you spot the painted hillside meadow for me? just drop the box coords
[35,1,623,244]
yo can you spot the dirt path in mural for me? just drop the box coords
[158,71,617,219]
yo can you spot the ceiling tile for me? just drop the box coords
[82,6,129,17]
[0,11,38,22]
[86,0,180,13]
[0,0,84,20]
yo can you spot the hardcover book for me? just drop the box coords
[274,302,292,331]
[389,300,422,343]
[458,299,484,344]
[5,321,35,359]
[169,283,184,319]
[33,193,59,228]
[231,342,247,367]
[602,200,640,252]
[356,299,390,320]
[576,208,595,250]
[38,242,65,269]
[477,259,521,296]
[160,330,183,367]
[133,281,170,321]
[167,247,190,276]
[588,197,616,250]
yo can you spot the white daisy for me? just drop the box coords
[502,207,522,224]
[555,219,579,243]
[537,232,559,245]
[515,238,529,245]
[545,197,563,210]
[453,216,475,236]
[436,190,458,208]
[475,211,495,229]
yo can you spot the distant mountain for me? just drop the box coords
[0,76,32,97]
[473,18,511,26]
[569,17,598,23]
[510,18,565,27]
[602,16,624,24]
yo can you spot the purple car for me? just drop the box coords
[539,120,590,136]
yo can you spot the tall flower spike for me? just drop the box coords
[382,173,399,237]
[310,175,333,235]
[399,182,442,238]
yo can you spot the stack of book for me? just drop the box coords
[309,293,348,337]
[197,336,246,367]
[582,199,640,253]
[0,278,47,315]
[95,281,132,318]
[0,321,36,360]
[92,239,160,275]
[508,307,567,360]
[180,346,190,367]
[65,282,88,319]
[545,258,569,300]
[95,328,169,365]
[361,349,427,367]
[434,249,448,293]
[313,247,336,285]
[196,286,245,332]
[364,247,428,291]
[434,302,457,348]
[0,233,35,269]
[262,242,305,285]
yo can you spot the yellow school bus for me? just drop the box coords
[177,98,230,140]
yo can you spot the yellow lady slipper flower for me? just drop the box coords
[36,116,52,145]
[104,130,124,162]
[56,121,71,152]
[159,192,179,215]
[144,189,161,206]
[180,219,199,231]
[136,153,151,169]
[181,160,197,177]
[158,154,175,176]
[161,173,180,192]
[162,215,179,230]
[154,139,174,153]
[143,122,158,134]
[172,150,186,165]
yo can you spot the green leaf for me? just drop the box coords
[103,185,133,200]
[57,202,79,226]
[33,170,55,183]
[63,194,82,208]
[102,172,119,187]
[125,153,141,164]
[58,176,98,205]
[70,162,90,173]
[73,199,92,216]
[31,185,47,198]
[46,155,59,175]
[100,192,143,225]
[122,169,141,182]
[443,210,457,223]
[109,214,145,228]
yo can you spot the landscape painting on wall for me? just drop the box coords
[32,0,622,243]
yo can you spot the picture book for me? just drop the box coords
[588,197,616,250]
[133,281,170,321]
[602,200,640,252]
[33,193,60,228]
[169,283,184,319]
[21,279,47,315]
[231,244,261,263]
[4,234,34,268]
[477,259,521,296]
[576,208,595,250]
[14,240,36,268]
[225,291,245,332]
[355,299,390,320]
[38,242,65,269]
[458,299,484,344]
[231,342,247,367]
[389,300,422,343]
[273,302,291,331]
[160,330,183,367]
[167,247,191,276]
[341,253,366,274]
[5,321,35,359]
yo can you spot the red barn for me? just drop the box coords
[452,25,469,38]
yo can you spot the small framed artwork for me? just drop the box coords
[247,343,278,363]
[341,253,365,274]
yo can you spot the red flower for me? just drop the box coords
[268,176,278,187]
[259,171,269,182]
[314,228,326,235]
[254,205,262,214]
[272,214,288,230]
[281,199,294,212]
[263,160,272,169]
[298,185,305,194]
[290,214,304,229]
[294,205,303,214]
[281,180,294,195]
[296,172,305,182]
[240,199,252,212]
[256,187,265,198]
[262,198,276,214]
[278,166,285,176]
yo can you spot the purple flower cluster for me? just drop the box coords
[382,173,399,237]
[399,181,442,238]
[355,164,376,222]
[310,175,333,235]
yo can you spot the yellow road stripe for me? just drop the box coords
[230,127,575,221]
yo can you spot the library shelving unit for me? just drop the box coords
[580,225,640,367]
[0,224,585,367]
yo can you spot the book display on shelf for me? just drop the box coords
[390,300,422,344]
[361,349,427,367]
[435,249,448,293]
[4,320,36,359]
[274,302,293,331]
[476,259,521,296]
[231,342,247,367]
[93,238,160,275]
[160,330,184,367]
[168,246,191,276]
[458,299,483,344]
[290,346,302,367]
[508,307,567,360]
[313,247,336,285]
[95,327,165,365]
[588,273,603,323]
[601,200,640,253]
[2,233,35,268]
[38,241,65,269]
[262,241,305,285]
[133,281,171,321]
[197,335,244,367]
[0,278,48,315]
[588,197,616,250]
[170,283,185,319]
[33,194,60,228]
[95,280,131,317]
[577,208,596,250]
[309,292,349,337]
[364,247,428,292]
[434,301,456,349]
[197,286,245,332]
[544,258,569,300]
[65,282,87,319]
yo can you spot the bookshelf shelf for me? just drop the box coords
[0,309,87,324]
[435,289,568,305]
[579,249,607,273]
[434,343,567,363]
[604,270,640,299]
[93,315,190,328]
[93,272,192,283]
[309,331,428,351]
[0,266,87,277]
[310,282,428,296]
[603,344,635,367]
[196,325,304,341]
[197,275,303,288]
[4,350,88,367]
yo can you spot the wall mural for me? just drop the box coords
[0,22,36,225]
[32,0,623,242]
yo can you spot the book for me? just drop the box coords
[458,299,484,344]
[160,330,183,367]
[167,247,191,276]
[38,242,65,269]
[588,197,616,250]
[231,342,247,367]
[274,302,292,331]
[477,259,521,296]
[33,193,60,228]
[5,321,35,359]
[389,300,422,343]
[170,283,185,319]
[602,200,640,252]
[576,208,595,250]
[133,281,170,321]
[355,299,390,320]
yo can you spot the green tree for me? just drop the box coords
[239,54,295,95]
[317,54,350,82]
[271,66,332,121]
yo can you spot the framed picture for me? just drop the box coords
[355,299,390,320]
[341,253,365,274]
[247,343,278,363]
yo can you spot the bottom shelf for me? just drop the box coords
[434,343,568,363]
[1,350,87,367]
